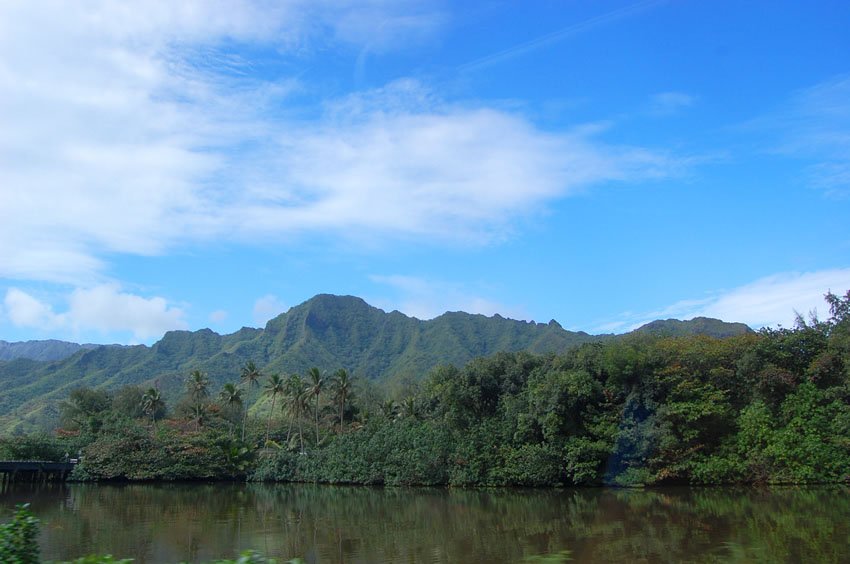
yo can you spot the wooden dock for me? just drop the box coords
[0,460,77,484]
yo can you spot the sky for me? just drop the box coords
[1,0,849,345]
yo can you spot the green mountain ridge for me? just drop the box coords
[632,317,753,338]
[0,294,751,433]
[0,339,102,362]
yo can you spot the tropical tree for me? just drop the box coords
[189,402,208,429]
[187,370,210,405]
[140,388,165,432]
[400,395,419,420]
[240,360,262,390]
[59,387,112,433]
[263,373,285,445]
[218,383,243,439]
[307,367,325,444]
[239,361,263,441]
[332,368,354,431]
[283,374,308,452]
[380,399,398,420]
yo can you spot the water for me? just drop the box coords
[2,482,849,563]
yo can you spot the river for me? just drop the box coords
[2,482,849,563]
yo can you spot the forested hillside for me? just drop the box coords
[3,290,845,487]
[0,294,750,433]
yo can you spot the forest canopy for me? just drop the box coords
[3,291,848,487]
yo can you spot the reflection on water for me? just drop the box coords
[1,481,849,563]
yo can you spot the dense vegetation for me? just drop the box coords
[3,291,847,487]
[0,294,625,433]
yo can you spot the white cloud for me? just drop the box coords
[232,81,686,245]
[0,1,685,287]
[753,75,850,198]
[596,268,850,332]
[0,1,444,284]
[649,91,695,116]
[209,309,229,323]
[458,0,666,73]
[370,274,527,320]
[253,295,287,326]
[3,285,187,342]
[4,288,63,330]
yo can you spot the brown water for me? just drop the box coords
[1,482,849,563]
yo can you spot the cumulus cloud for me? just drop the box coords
[370,274,527,320]
[253,294,287,326]
[596,268,850,332]
[4,288,63,330]
[3,285,187,342]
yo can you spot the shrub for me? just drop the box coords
[0,504,40,564]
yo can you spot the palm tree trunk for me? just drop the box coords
[241,405,247,443]
[338,392,345,431]
[298,416,304,453]
[315,394,320,444]
[286,414,293,445]
[265,394,277,445]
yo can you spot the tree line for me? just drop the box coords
[2,290,849,486]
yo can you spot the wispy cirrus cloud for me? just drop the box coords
[0,1,443,285]
[751,75,850,198]
[458,0,666,73]
[253,294,287,326]
[1,1,688,291]
[595,268,850,333]
[649,91,696,116]
[230,80,687,245]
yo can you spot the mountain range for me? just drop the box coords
[0,294,751,433]
[0,339,100,362]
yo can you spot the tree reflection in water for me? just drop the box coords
[1,483,848,563]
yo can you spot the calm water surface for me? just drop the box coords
[2,482,849,563]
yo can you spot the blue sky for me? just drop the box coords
[1,0,849,345]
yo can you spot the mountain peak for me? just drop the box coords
[634,317,753,338]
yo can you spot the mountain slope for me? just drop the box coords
[0,339,100,362]
[0,294,750,433]
[634,317,753,338]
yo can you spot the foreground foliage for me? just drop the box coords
[0,504,40,564]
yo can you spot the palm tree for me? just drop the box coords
[189,402,208,429]
[218,383,243,439]
[240,360,262,390]
[283,374,307,452]
[380,399,397,420]
[263,373,285,445]
[400,396,419,420]
[187,370,209,404]
[140,387,165,432]
[239,361,262,441]
[331,368,354,431]
[307,367,325,444]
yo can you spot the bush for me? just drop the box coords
[0,504,40,564]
